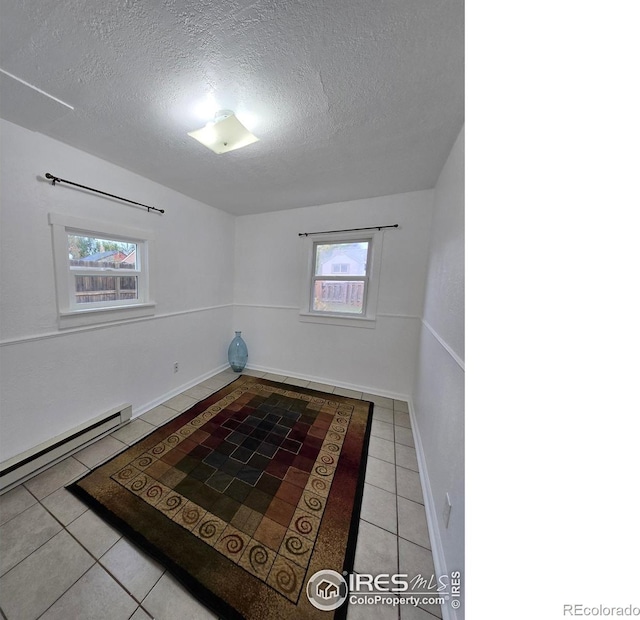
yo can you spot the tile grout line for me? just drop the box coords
[0,506,65,579]
[0,485,39,529]
[393,418,402,620]
[28,514,144,616]
[137,576,166,618]
[96,546,166,608]
[393,410,438,620]
[64,514,122,563]
[33,557,97,620]
[352,514,432,551]
[22,456,89,503]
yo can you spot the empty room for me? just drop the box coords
[0,1,464,619]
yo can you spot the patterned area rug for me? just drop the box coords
[68,375,372,620]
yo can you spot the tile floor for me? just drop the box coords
[0,369,441,620]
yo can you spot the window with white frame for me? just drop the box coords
[300,231,383,326]
[49,214,155,328]
[311,240,369,315]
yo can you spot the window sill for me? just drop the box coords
[298,312,377,329]
[58,303,156,329]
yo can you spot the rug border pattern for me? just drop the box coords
[67,376,374,620]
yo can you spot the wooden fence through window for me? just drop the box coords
[70,260,137,303]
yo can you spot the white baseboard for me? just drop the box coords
[408,398,460,620]
[243,363,410,402]
[131,360,411,424]
[132,362,231,419]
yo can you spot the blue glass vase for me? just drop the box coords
[228,331,248,372]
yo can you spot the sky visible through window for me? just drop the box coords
[68,234,135,261]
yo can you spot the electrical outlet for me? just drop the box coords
[443,493,452,529]
[173,362,179,373]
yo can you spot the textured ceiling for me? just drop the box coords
[0,0,463,215]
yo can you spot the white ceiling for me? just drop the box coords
[0,0,463,216]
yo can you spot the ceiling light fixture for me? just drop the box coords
[187,110,259,154]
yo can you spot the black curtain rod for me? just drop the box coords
[45,173,165,214]
[298,224,398,237]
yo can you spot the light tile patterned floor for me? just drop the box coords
[0,370,442,620]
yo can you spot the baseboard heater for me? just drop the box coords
[0,404,132,492]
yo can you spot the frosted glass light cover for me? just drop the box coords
[187,114,259,154]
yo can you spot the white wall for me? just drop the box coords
[233,191,433,396]
[412,127,464,612]
[0,119,235,461]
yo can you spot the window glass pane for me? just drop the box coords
[314,242,368,276]
[312,280,365,314]
[331,263,349,274]
[68,234,137,270]
[74,275,138,304]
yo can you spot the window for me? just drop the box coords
[311,241,369,315]
[300,231,383,327]
[68,234,139,307]
[49,214,155,328]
